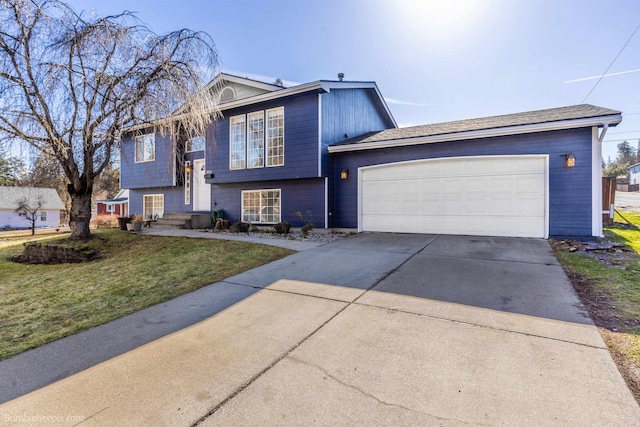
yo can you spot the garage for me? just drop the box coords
[359,155,548,238]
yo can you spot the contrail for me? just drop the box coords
[384,97,438,107]
[564,68,640,83]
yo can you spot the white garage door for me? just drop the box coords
[360,155,547,238]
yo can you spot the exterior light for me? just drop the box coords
[185,161,192,173]
[565,153,575,168]
[340,169,349,179]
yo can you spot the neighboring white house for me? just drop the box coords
[630,162,640,185]
[0,186,65,229]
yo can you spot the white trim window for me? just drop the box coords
[230,107,284,170]
[266,107,284,166]
[230,115,246,169]
[135,133,155,163]
[106,204,115,213]
[143,194,164,221]
[186,136,205,152]
[247,111,264,168]
[40,211,47,221]
[242,189,281,224]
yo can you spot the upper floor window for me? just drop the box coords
[247,111,264,168]
[230,116,246,170]
[266,108,284,167]
[230,107,284,170]
[135,133,155,163]
[186,136,205,152]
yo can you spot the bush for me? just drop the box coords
[231,221,251,233]
[301,222,314,238]
[214,219,231,231]
[93,214,119,229]
[273,221,291,234]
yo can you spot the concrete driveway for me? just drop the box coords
[1,233,639,425]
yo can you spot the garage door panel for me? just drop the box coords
[516,175,545,193]
[420,179,441,196]
[361,156,546,238]
[489,178,514,195]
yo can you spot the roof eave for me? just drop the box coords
[217,81,324,112]
[328,114,622,153]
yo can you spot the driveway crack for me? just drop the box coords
[287,356,487,426]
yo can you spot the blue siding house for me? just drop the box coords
[120,73,622,239]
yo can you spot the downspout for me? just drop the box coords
[592,122,611,237]
[598,123,609,143]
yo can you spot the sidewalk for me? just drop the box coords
[140,227,327,251]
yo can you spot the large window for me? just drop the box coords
[143,194,164,221]
[247,111,264,168]
[186,136,205,152]
[266,108,284,166]
[242,189,281,223]
[230,116,246,169]
[230,107,284,170]
[135,133,155,163]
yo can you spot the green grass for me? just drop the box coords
[0,229,293,360]
[554,250,640,332]
[609,210,640,253]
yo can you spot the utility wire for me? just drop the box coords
[581,24,640,103]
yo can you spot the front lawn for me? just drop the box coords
[552,211,640,403]
[0,229,293,360]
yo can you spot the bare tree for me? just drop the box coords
[15,195,43,235]
[0,0,220,238]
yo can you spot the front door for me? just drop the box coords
[192,159,211,211]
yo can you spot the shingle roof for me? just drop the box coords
[0,186,65,210]
[331,104,621,147]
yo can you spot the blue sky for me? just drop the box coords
[67,0,640,162]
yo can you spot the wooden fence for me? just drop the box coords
[602,177,616,225]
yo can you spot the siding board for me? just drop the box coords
[209,92,319,183]
[121,133,176,189]
[212,178,325,227]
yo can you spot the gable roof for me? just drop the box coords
[96,188,129,203]
[126,74,397,132]
[0,186,65,210]
[211,77,397,127]
[207,72,285,93]
[329,104,622,153]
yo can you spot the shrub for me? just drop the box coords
[296,210,314,237]
[93,214,119,229]
[301,222,314,238]
[214,219,231,231]
[231,221,250,233]
[273,221,291,234]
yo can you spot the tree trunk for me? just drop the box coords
[68,190,93,239]
[31,220,35,236]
